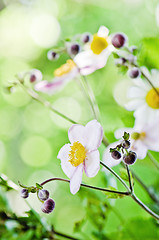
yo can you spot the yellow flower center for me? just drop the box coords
[54,59,76,77]
[90,34,109,55]
[69,141,86,167]
[146,88,159,109]
[131,132,146,140]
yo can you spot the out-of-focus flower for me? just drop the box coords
[74,26,114,75]
[125,69,159,123]
[103,120,159,167]
[57,120,103,194]
[34,59,78,95]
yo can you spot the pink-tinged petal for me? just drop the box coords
[115,127,133,139]
[57,144,76,178]
[70,164,83,194]
[68,124,86,145]
[34,79,66,95]
[103,141,122,168]
[84,150,100,177]
[85,120,103,151]
[97,26,109,38]
[130,140,147,159]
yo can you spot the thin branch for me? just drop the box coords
[19,83,78,125]
[125,165,133,193]
[131,193,159,221]
[100,161,130,192]
[40,177,129,196]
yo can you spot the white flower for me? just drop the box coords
[125,69,159,124]
[57,120,103,194]
[103,119,159,167]
[34,59,78,95]
[74,26,114,75]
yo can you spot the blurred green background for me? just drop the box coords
[0,0,159,239]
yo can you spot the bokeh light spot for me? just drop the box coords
[20,136,52,167]
[30,13,61,48]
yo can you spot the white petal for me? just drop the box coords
[74,50,94,69]
[131,140,147,159]
[70,164,83,194]
[115,127,133,139]
[84,120,103,151]
[97,26,109,38]
[125,99,145,111]
[128,86,146,98]
[68,124,86,145]
[57,144,76,178]
[103,141,122,168]
[84,150,100,177]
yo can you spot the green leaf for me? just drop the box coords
[36,183,43,190]
[138,37,159,69]
[105,187,125,199]
[112,52,120,59]
[122,132,130,141]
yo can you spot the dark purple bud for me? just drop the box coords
[81,33,92,43]
[70,43,80,55]
[123,151,137,165]
[128,67,140,78]
[112,33,127,48]
[47,50,59,61]
[29,69,42,83]
[38,189,49,201]
[30,74,36,83]
[21,188,29,199]
[111,150,122,160]
[41,198,55,214]
[122,140,130,149]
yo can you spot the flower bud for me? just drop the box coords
[111,33,127,48]
[122,140,130,149]
[123,151,137,165]
[70,43,80,55]
[47,50,59,61]
[29,69,43,83]
[81,33,92,43]
[115,57,126,66]
[111,150,121,160]
[128,67,140,78]
[38,189,49,201]
[41,198,55,214]
[21,188,29,199]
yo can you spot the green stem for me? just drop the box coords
[147,152,159,171]
[76,77,97,119]
[131,193,159,221]
[19,83,78,125]
[81,75,100,120]
[125,164,133,193]
[40,177,129,196]
[100,161,130,192]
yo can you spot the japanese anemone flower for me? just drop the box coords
[103,119,159,167]
[74,26,114,75]
[125,69,159,124]
[34,59,78,95]
[57,120,103,194]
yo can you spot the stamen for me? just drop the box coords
[90,34,108,55]
[146,88,159,109]
[54,60,76,77]
[69,141,86,167]
[131,132,146,140]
